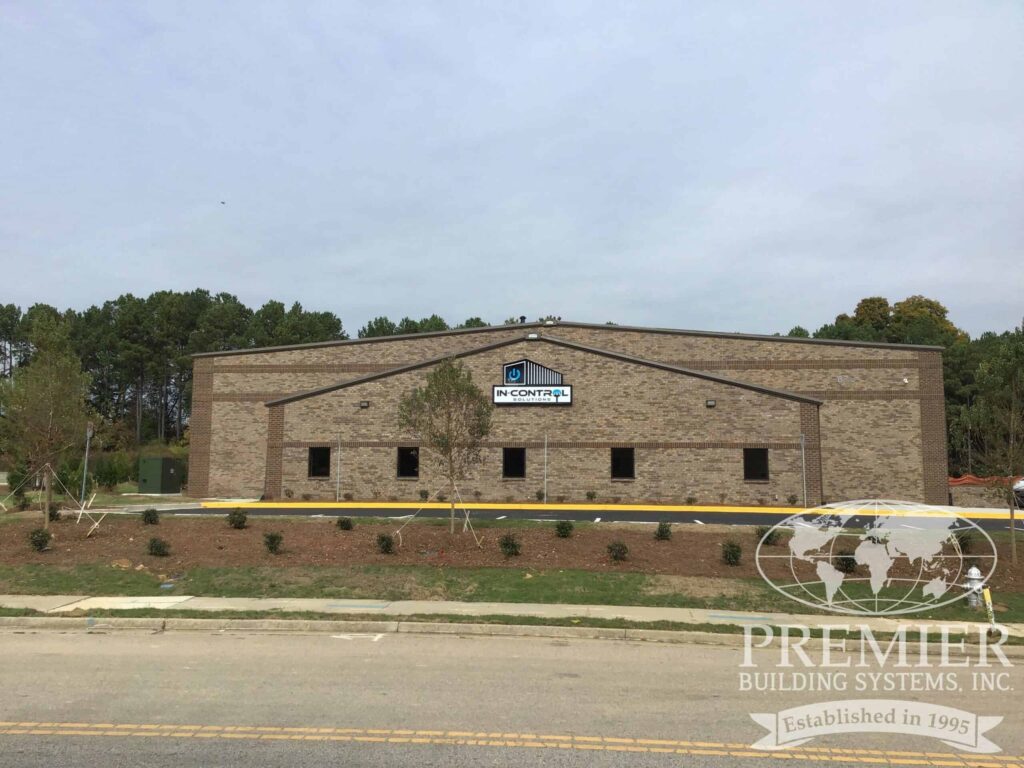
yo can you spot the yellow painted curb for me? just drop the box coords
[197,500,1012,520]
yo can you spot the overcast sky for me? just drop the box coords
[2,2,1021,337]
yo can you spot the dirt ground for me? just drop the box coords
[2,513,1020,594]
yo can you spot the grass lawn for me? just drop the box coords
[9,481,183,509]
[0,562,1018,623]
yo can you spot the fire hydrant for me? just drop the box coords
[965,565,984,609]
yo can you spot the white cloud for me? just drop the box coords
[1,1,1021,336]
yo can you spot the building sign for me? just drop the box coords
[493,360,572,406]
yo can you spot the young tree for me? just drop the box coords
[0,338,91,528]
[398,359,493,534]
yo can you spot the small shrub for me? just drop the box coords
[556,495,567,503]
[419,489,429,501]
[535,489,545,501]
[336,516,354,531]
[227,508,248,529]
[283,488,294,499]
[29,528,51,552]
[473,490,482,500]
[555,520,574,538]
[141,508,160,525]
[499,532,521,557]
[585,490,597,501]
[342,492,354,501]
[722,541,742,566]
[756,497,767,506]
[377,533,395,554]
[263,532,283,554]
[148,537,170,557]
[300,493,314,501]
[607,540,629,562]
[654,521,672,541]
[436,492,446,502]
[955,530,974,555]
[787,494,799,506]
[47,505,61,522]
[756,525,781,547]
[685,495,698,505]
[834,550,858,574]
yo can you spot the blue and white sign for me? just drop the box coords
[494,360,572,405]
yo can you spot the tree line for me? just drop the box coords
[0,292,347,449]
[0,293,545,454]
[0,290,1020,485]
[782,295,1023,481]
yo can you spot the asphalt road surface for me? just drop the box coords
[167,503,1022,533]
[2,628,1021,767]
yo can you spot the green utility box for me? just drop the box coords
[138,457,183,494]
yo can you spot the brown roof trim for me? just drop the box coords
[265,336,527,406]
[266,334,823,407]
[554,321,943,352]
[539,336,822,404]
[194,319,943,359]
[192,322,547,358]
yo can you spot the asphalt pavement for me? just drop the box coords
[3,629,1022,767]
[105,499,1021,532]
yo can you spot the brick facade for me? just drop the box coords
[188,321,947,505]
[264,339,821,505]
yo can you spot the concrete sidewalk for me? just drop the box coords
[1,593,1018,637]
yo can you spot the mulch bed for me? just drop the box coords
[2,515,770,579]
[2,515,1021,591]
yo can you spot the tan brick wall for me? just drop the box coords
[949,485,1005,509]
[189,322,943,504]
[270,341,819,504]
[207,401,269,498]
[186,358,213,497]
[919,350,950,504]
[818,400,923,501]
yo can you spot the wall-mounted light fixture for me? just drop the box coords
[706,399,716,408]
[358,401,370,409]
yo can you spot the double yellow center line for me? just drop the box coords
[0,721,1020,766]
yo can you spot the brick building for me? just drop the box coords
[187,321,947,506]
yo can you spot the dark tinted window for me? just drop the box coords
[503,448,526,478]
[397,447,419,478]
[308,447,331,478]
[744,448,769,481]
[610,447,635,479]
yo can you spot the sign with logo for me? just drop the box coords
[493,360,572,405]
[743,500,1008,754]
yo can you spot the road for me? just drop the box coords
[2,628,1021,767]
[149,501,1021,532]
